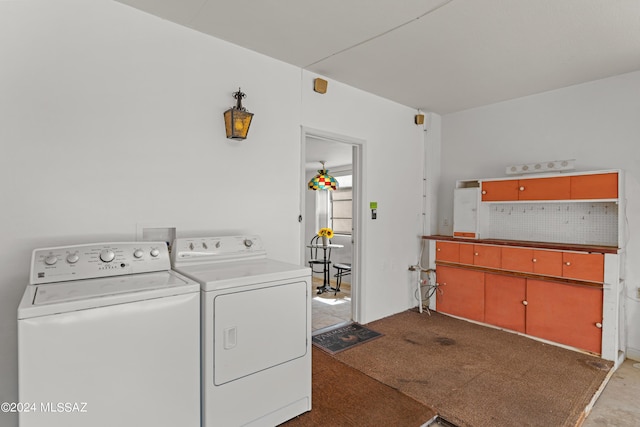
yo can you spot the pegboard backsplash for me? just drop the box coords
[484,202,618,246]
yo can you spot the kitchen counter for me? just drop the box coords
[422,235,619,254]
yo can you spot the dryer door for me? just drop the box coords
[213,280,308,385]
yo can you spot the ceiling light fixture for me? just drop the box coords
[223,88,253,140]
[308,161,338,191]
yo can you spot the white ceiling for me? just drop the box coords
[115,0,640,115]
[305,137,353,171]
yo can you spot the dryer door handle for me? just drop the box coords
[224,326,237,349]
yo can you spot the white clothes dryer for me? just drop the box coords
[171,235,311,427]
[18,242,200,427]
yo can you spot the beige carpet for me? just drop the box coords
[333,310,612,427]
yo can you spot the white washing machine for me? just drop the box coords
[171,235,311,427]
[18,242,200,427]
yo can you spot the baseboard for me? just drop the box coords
[626,346,640,362]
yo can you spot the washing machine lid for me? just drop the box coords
[173,258,310,291]
[18,271,199,319]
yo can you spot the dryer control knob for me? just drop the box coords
[66,254,79,264]
[45,255,58,266]
[99,249,116,263]
[133,249,144,259]
[244,239,253,248]
[150,248,160,257]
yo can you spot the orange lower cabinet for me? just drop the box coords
[562,252,604,282]
[459,243,475,265]
[501,247,534,273]
[484,274,526,333]
[526,279,603,354]
[435,266,485,322]
[473,244,501,268]
[435,241,459,263]
[532,249,563,277]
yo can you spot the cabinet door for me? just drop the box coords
[435,266,485,322]
[481,180,519,201]
[501,247,534,273]
[526,279,603,354]
[485,274,526,333]
[435,241,459,263]
[517,176,571,200]
[562,252,604,282]
[532,249,563,277]
[571,173,618,200]
[473,245,501,269]
[459,243,475,265]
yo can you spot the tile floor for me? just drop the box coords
[584,358,640,426]
[311,278,351,332]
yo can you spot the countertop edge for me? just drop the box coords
[422,235,619,254]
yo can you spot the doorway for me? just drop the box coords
[300,127,364,332]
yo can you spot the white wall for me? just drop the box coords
[302,72,425,323]
[439,70,640,360]
[0,1,426,423]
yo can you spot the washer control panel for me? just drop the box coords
[171,235,266,265]
[30,242,170,284]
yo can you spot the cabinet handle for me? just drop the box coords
[595,322,602,329]
[522,300,528,306]
[437,248,441,251]
[532,258,537,263]
[565,261,571,266]
[474,252,479,256]
[519,186,525,191]
[481,190,487,195]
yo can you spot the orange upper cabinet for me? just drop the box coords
[570,173,618,200]
[481,180,519,201]
[562,252,604,282]
[481,176,571,201]
[480,172,618,202]
[435,241,459,263]
[517,176,571,200]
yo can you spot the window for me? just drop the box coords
[331,175,352,235]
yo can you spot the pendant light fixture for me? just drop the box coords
[223,88,253,140]
[308,161,338,191]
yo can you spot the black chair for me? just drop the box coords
[308,235,332,294]
[333,263,351,295]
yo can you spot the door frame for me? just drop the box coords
[300,126,365,324]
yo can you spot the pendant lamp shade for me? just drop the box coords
[308,161,338,191]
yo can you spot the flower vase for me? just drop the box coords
[321,236,328,247]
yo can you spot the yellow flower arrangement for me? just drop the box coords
[317,227,334,239]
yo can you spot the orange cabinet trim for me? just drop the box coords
[435,261,603,289]
[453,231,476,238]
